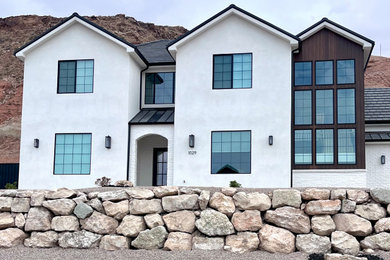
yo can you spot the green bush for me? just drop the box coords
[5,181,17,189]
[229,180,242,188]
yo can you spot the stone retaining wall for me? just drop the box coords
[1,187,390,256]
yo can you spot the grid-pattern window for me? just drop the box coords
[145,72,175,104]
[54,134,91,175]
[295,91,312,125]
[316,90,333,124]
[294,130,312,164]
[316,61,333,85]
[338,129,356,164]
[316,129,334,164]
[337,89,355,124]
[295,62,312,86]
[211,131,250,174]
[155,149,167,186]
[213,54,252,89]
[337,60,355,84]
[58,60,93,93]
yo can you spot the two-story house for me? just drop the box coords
[16,5,385,189]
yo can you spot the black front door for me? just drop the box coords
[153,148,167,186]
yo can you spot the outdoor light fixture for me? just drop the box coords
[269,135,273,146]
[189,134,195,148]
[105,136,111,149]
[33,138,39,148]
[381,155,386,165]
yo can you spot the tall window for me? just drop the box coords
[316,129,334,164]
[54,133,91,175]
[58,60,94,93]
[294,130,312,164]
[213,53,252,89]
[295,61,312,86]
[316,90,333,124]
[337,60,355,84]
[338,129,356,164]
[145,72,175,104]
[295,91,312,125]
[315,61,333,85]
[337,89,355,124]
[211,131,250,174]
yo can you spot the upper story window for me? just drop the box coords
[337,60,355,84]
[295,62,312,86]
[316,89,333,124]
[315,61,333,85]
[213,53,252,89]
[58,60,94,93]
[337,89,355,124]
[294,90,312,125]
[145,72,175,104]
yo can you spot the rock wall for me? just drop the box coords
[1,187,390,255]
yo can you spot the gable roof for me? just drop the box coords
[14,12,147,66]
[167,4,300,57]
[137,40,175,65]
[365,88,390,124]
[297,18,374,69]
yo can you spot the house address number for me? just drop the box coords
[188,151,197,155]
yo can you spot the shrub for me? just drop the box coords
[5,181,17,189]
[95,177,111,187]
[229,180,242,188]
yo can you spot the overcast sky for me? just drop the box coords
[1,0,388,57]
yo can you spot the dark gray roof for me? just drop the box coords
[130,108,174,124]
[136,40,174,65]
[365,132,390,142]
[365,88,390,123]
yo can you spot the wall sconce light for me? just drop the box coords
[189,134,195,148]
[381,155,386,165]
[105,136,111,149]
[34,138,39,148]
[269,135,273,146]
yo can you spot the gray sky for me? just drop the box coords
[1,0,388,57]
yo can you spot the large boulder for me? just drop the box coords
[163,232,192,251]
[209,192,235,216]
[0,212,14,229]
[87,198,104,213]
[153,186,179,198]
[45,188,76,199]
[341,199,356,213]
[312,215,336,236]
[231,210,262,231]
[325,253,367,260]
[296,233,331,254]
[272,189,301,208]
[11,198,30,213]
[102,200,129,220]
[126,188,154,199]
[51,216,79,231]
[221,187,237,196]
[330,189,347,200]
[259,224,295,253]
[233,192,271,211]
[129,199,162,215]
[42,199,76,215]
[360,232,390,251]
[99,235,130,250]
[305,200,341,215]
[354,204,386,220]
[131,226,168,249]
[0,228,26,247]
[116,215,146,237]
[14,213,25,229]
[82,211,118,234]
[192,236,224,250]
[195,209,234,236]
[24,231,58,248]
[331,231,360,256]
[144,213,164,229]
[198,190,210,210]
[370,189,390,204]
[264,206,310,234]
[162,194,199,212]
[58,230,102,248]
[73,202,93,219]
[333,214,372,236]
[30,192,46,206]
[225,232,259,253]
[347,190,369,204]
[301,188,330,200]
[16,190,34,198]
[374,218,390,233]
[0,197,12,211]
[163,210,195,233]
[25,207,52,231]
[97,190,128,201]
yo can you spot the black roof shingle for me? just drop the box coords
[136,40,174,65]
[365,88,390,123]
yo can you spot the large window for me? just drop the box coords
[294,130,312,164]
[337,60,355,84]
[315,61,333,85]
[295,62,312,86]
[337,89,355,124]
[58,60,94,93]
[295,91,312,125]
[316,90,333,124]
[338,129,356,164]
[213,53,252,89]
[54,133,91,175]
[316,129,334,164]
[145,72,175,104]
[211,131,250,174]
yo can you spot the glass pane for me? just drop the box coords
[294,91,312,125]
[295,61,312,86]
[337,60,355,84]
[232,54,252,89]
[214,55,232,89]
[294,130,312,164]
[316,61,333,85]
[337,89,355,124]
[58,61,76,93]
[316,90,333,124]
[316,129,334,164]
[338,129,356,164]
[145,73,174,104]
[74,60,94,93]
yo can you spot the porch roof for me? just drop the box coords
[365,131,390,142]
[130,108,174,124]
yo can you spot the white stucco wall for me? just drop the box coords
[19,22,141,189]
[366,142,390,188]
[172,14,292,188]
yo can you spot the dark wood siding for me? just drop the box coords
[293,28,365,169]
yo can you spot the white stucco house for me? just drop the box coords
[15,5,389,189]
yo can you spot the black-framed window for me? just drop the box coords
[315,61,333,85]
[316,129,334,164]
[213,53,252,89]
[337,88,355,124]
[211,131,250,174]
[338,129,356,164]
[294,130,312,165]
[316,89,333,124]
[145,72,175,104]
[58,60,94,93]
[295,61,312,86]
[294,90,312,125]
[337,60,355,84]
[54,133,91,175]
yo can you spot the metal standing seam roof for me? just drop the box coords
[365,132,390,142]
[136,40,175,65]
[130,108,174,124]
[365,88,390,123]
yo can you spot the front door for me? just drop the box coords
[153,148,167,186]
